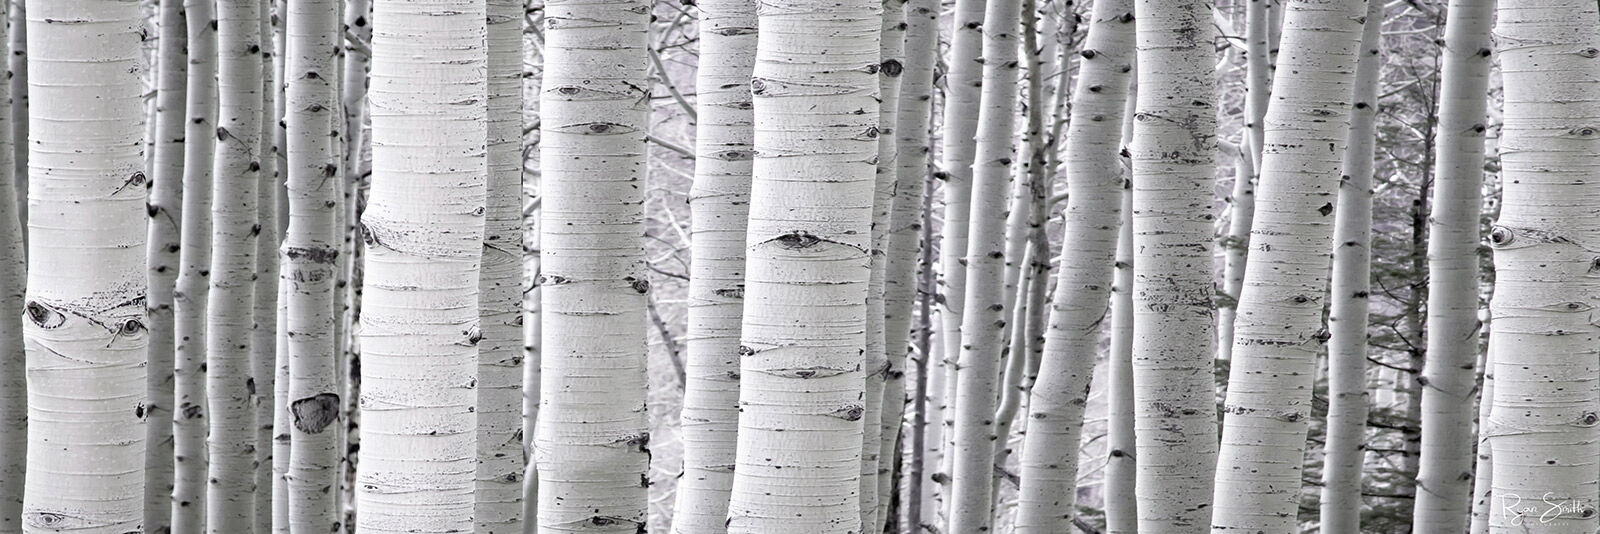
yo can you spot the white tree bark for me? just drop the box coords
[0,0,20,528]
[1413,0,1492,530]
[355,0,488,531]
[1011,0,1134,530]
[20,0,148,531]
[1210,0,1368,530]
[1129,0,1219,529]
[173,0,218,528]
[879,0,937,525]
[207,1,265,529]
[143,1,186,531]
[475,2,525,533]
[251,2,281,530]
[1104,173,1137,534]
[5,0,19,238]
[1486,0,1600,531]
[945,0,1022,526]
[669,0,755,529]
[723,0,880,528]
[283,0,344,530]
[1318,1,1381,529]
[534,0,650,529]
[859,1,905,529]
[1469,348,1494,534]
[935,0,985,504]
[1217,0,1273,362]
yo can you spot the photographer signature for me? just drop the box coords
[1499,493,1594,525]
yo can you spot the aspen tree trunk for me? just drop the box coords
[5,0,19,237]
[173,0,219,528]
[251,2,281,531]
[1413,0,1492,530]
[520,16,543,527]
[880,0,937,522]
[909,191,939,533]
[1218,0,1274,362]
[1469,349,1494,534]
[20,0,147,531]
[936,0,986,500]
[1210,0,1368,530]
[860,1,905,529]
[1104,176,1137,534]
[0,0,19,528]
[1318,1,1381,528]
[1011,0,1134,530]
[283,0,343,530]
[269,2,292,531]
[474,1,526,531]
[1486,0,1600,530]
[945,0,1022,525]
[1128,0,1220,529]
[355,1,488,531]
[669,0,756,527]
[534,0,649,528]
[206,1,265,529]
[144,2,187,532]
[723,0,880,527]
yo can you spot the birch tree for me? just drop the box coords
[251,2,281,531]
[670,0,756,527]
[1217,0,1275,361]
[1486,0,1600,530]
[206,1,265,529]
[20,0,148,530]
[473,2,526,532]
[877,0,939,523]
[1011,0,1134,530]
[0,0,19,527]
[723,0,880,528]
[534,0,651,528]
[173,0,219,528]
[144,2,186,530]
[355,0,488,531]
[1211,0,1369,529]
[859,1,905,527]
[1104,172,1137,534]
[1319,2,1381,528]
[1128,0,1219,528]
[283,0,344,530]
[1412,0,1492,529]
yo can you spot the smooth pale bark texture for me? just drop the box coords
[207,1,265,530]
[1104,178,1136,534]
[879,0,937,525]
[1210,0,1368,530]
[1319,2,1381,529]
[1486,0,1600,530]
[946,0,1021,526]
[1218,0,1273,362]
[723,0,879,528]
[356,1,488,531]
[20,0,147,531]
[0,0,18,529]
[270,2,291,531]
[936,0,984,499]
[144,3,186,531]
[1413,0,1492,530]
[5,0,18,235]
[1011,0,1133,530]
[670,0,755,528]
[1469,349,1494,534]
[534,0,650,529]
[173,0,218,528]
[1129,0,1219,529]
[251,2,280,530]
[283,0,343,530]
[860,2,905,528]
[474,2,525,532]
